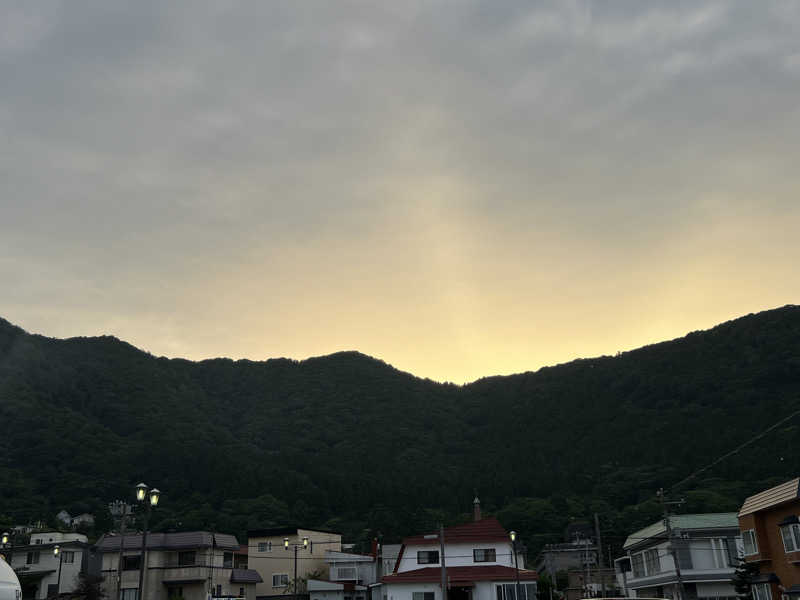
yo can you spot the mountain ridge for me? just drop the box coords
[1,305,799,552]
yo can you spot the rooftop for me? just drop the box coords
[739,478,800,517]
[623,513,740,550]
[247,526,341,538]
[382,565,537,584]
[96,531,239,552]
[402,518,510,546]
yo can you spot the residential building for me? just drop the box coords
[5,532,91,600]
[70,515,96,530]
[738,477,800,600]
[308,550,378,600]
[618,513,741,600]
[535,539,598,582]
[564,568,620,600]
[247,527,342,600]
[379,515,537,600]
[96,531,262,600]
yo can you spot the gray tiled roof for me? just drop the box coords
[230,569,263,584]
[96,531,239,552]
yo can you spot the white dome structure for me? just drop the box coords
[0,558,21,600]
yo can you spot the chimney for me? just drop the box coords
[473,496,481,521]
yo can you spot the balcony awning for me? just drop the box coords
[162,578,207,585]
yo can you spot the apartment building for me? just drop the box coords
[738,477,800,600]
[247,527,342,600]
[618,513,741,600]
[96,531,262,600]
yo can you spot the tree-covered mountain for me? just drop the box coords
[1,306,799,555]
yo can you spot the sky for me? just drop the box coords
[1,1,799,383]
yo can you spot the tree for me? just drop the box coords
[732,558,760,599]
[70,573,105,600]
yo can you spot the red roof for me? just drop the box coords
[382,565,538,584]
[403,518,510,546]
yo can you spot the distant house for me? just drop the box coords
[617,513,741,600]
[95,531,262,600]
[738,477,800,600]
[379,513,537,600]
[534,539,598,581]
[247,527,342,600]
[5,532,92,600]
[70,515,95,530]
[308,550,379,600]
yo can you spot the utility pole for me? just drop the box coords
[658,488,687,600]
[594,514,605,598]
[109,501,134,600]
[439,524,447,600]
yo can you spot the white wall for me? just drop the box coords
[383,582,442,600]
[695,582,737,598]
[397,543,515,573]
[10,546,84,599]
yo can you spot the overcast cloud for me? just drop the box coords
[2,1,799,382]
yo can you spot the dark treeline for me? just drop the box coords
[1,306,799,557]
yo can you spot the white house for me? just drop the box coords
[616,513,742,600]
[5,532,90,600]
[380,514,537,600]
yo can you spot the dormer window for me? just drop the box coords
[473,549,496,562]
[417,551,439,564]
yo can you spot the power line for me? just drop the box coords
[669,406,800,493]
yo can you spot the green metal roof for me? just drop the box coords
[623,513,740,550]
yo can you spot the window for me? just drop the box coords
[711,538,730,568]
[272,574,289,588]
[26,551,40,565]
[168,588,183,600]
[239,588,244,598]
[35,540,42,545]
[121,589,139,600]
[216,585,222,597]
[223,552,233,568]
[417,551,439,564]
[337,567,357,580]
[743,530,758,556]
[63,551,76,564]
[178,551,196,566]
[412,593,435,600]
[122,556,141,571]
[780,524,800,553]
[473,549,496,562]
[496,583,538,600]
[631,553,645,578]
[643,549,660,575]
[258,541,273,553]
[752,583,772,600]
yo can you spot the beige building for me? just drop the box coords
[96,531,262,600]
[247,528,342,600]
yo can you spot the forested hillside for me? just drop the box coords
[1,306,799,554]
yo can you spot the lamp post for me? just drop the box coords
[510,532,522,600]
[135,483,161,600]
[284,536,309,600]
[1,531,13,566]
[53,545,64,599]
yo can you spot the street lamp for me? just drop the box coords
[509,532,522,600]
[53,545,64,599]
[1,531,14,566]
[284,537,309,599]
[135,483,161,600]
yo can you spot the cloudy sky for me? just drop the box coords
[2,1,799,383]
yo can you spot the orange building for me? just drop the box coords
[738,478,800,600]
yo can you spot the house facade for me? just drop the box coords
[308,550,380,600]
[619,513,741,600]
[738,477,800,600]
[96,531,262,600]
[380,517,537,600]
[247,527,342,600]
[4,532,91,600]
